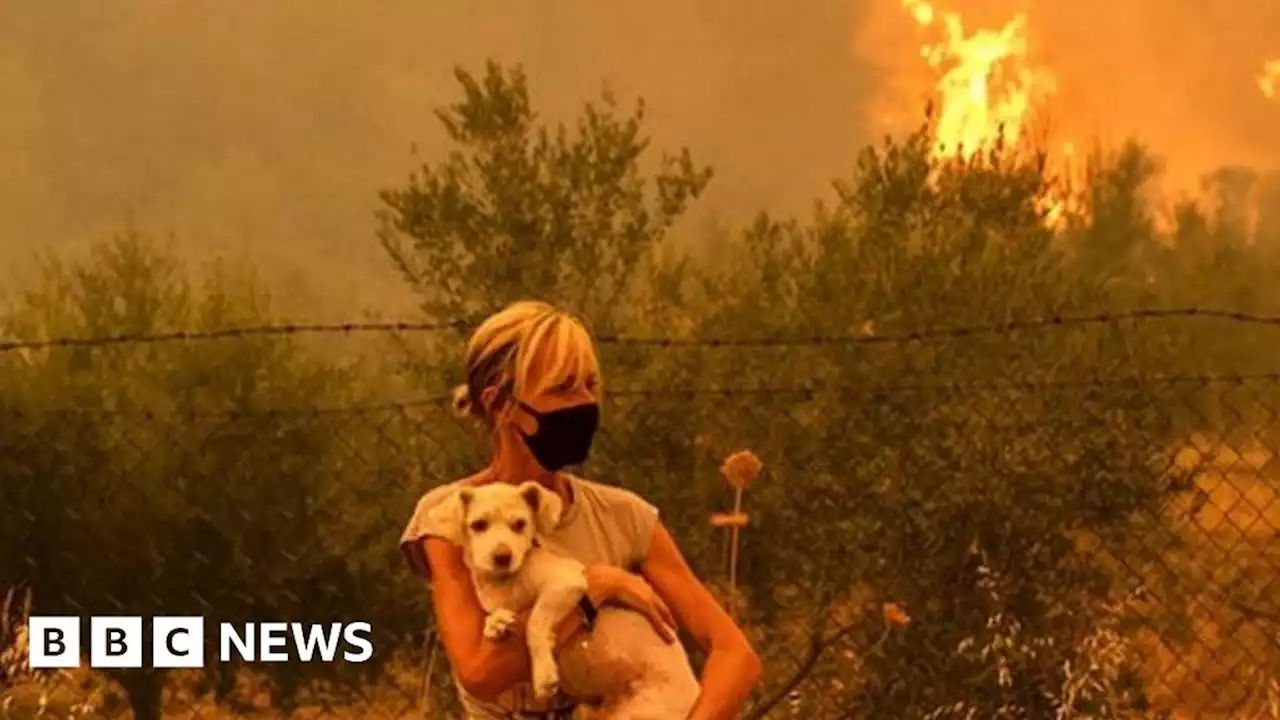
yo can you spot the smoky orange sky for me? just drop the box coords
[1,0,1277,318]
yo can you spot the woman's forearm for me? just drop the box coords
[687,645,764,720]
[456,611,534,701]
[460,604,590,701]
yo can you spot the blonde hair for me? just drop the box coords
[452,300,602,424]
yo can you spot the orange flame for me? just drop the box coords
[897,0,1081,227]
[1260,59,1280,100]
[899,0,1057,161]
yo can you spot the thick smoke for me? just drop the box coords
[1,0,1276,315]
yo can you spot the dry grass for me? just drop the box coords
[1172,435,1280,537]
[1,663,432,719]
[1142,436,1280,719]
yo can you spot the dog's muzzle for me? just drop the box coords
[491,548,514,571]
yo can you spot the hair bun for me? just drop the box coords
[451,384,472,419]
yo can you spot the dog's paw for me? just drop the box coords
[483,609,517,640]
[531,661,560,700]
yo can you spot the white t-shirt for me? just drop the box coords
[400,474,660,718]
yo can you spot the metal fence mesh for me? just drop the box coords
[1,318,1279,719]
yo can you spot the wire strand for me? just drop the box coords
[1,307,1278,355]
[6,373,1277,418]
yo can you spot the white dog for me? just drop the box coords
[430,481,700,719]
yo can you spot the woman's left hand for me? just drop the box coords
[586,565,678,643]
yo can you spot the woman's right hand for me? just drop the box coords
[584,565,678,643]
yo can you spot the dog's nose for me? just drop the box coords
[492,550,512,570]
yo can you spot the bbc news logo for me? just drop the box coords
[27,617,373,669]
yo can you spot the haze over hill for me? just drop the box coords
[1,0,1276,318]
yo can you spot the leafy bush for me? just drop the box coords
[0,232,425,718]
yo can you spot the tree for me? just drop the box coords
[609,125,1196,717]
[0,232,404,718]
[376,60,712,333]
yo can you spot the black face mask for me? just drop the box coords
[517,401,600,471]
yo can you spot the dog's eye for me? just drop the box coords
[469,519,489,533]
[511,519,528,533]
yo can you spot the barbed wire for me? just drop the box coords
[2,394,457,420]
[0,319,472,355]
[599,308,1280,347]
[604,371,1280,397]
[5,372,1278,418]
[2,307,1280,355]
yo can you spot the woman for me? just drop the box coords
[400,300,762,719]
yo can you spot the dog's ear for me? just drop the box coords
[518,481,563,535]
[425,488,473,546]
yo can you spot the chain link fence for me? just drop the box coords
[1,316,1279,719]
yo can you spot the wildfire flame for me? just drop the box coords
[899,0,1056,161]
[1260,59,1280,99]
[889,2,1271,231]
[898,0,1077,226]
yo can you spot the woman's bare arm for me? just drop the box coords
[641,523,763,720]
[423,536,605,702]
[425,536,533,701]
